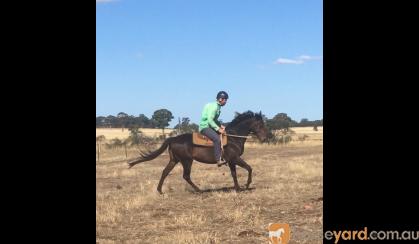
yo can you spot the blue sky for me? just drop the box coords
[96,0,323,127]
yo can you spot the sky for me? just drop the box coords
[96,0,323,127]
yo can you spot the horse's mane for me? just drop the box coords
[226,110,263,129]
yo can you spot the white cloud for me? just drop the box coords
[298,55,312,60]
[297,55,322,60]
[275,55,322,65]
[275,58,304,65]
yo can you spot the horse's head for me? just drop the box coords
[227,110,269,142]
[250,111,269,142]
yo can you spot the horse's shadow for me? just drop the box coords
[189,186,256,194]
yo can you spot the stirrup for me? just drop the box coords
[217,159,227,167]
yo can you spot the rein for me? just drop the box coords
[225,133,252,139]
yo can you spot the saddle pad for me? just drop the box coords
[192,132,228,147]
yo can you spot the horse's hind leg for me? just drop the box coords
[180,160,201,192]
[157,160,178,194]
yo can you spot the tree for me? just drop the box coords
[300,118,309,126]
[267,113,294,131]
[117,112,129,131]
[136,114,151,128]
[117,112,128,118]
[96,116,107,127]
[174,117,199,134]
[106,115,117,128]
[128,127,142,145]
[125,115,137,128]
[151,109,174,138]
[261,113,268,123]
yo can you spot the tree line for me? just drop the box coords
[96,109,323,133]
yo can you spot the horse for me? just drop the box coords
[128,111,269,193]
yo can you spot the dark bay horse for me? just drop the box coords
[128,111,268,193]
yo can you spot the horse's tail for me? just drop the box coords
[128,137,174,168]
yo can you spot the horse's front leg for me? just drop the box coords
[236,157,252,189]
[228,162,240,192]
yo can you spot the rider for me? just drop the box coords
[199,91,229,167]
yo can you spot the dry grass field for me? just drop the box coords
[96,128,174,140]
[96,128,323,243]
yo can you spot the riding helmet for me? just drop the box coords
[216,91,229,100]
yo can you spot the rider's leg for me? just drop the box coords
[200,128,224,166]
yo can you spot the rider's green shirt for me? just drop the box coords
[199,101,221,132]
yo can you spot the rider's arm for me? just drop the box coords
[207,108,220,131]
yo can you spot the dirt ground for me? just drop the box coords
[96,142,323,243]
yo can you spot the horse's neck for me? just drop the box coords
[229,119,252,136]
[227,119,253,150]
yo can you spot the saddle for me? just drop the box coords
[192,132,228,147]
